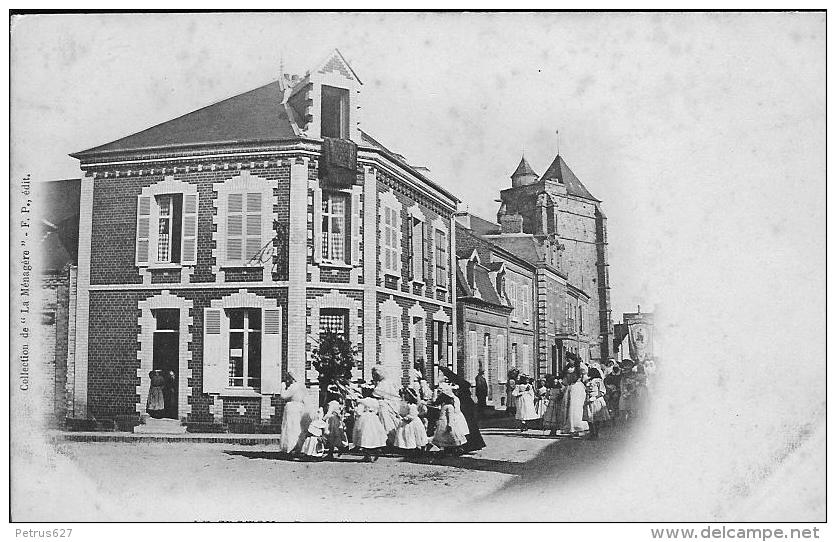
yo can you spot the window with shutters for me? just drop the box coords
[136,182,197,268]
[215,173,274,270]
[227,308,262,389]
[434,229,447,289]
[321,192,349,263]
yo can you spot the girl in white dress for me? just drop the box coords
[279,370,310,455]
[393,401,429,454]
[352,396,387,462]
[513,375,539,431]
[535,378,549,419]
[324,400,348,458]
[301,407,327,459]
[583,368,610,440]
[432,394,467,455]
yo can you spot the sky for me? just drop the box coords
[10,12,827,520]
[10,12,825,323]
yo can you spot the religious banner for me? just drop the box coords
[627,320,653,363]
[321,136,358,188]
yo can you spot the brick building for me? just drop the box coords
[67,51,458,429]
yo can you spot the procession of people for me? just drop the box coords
[276,363,486,461]
[273,355,652,461]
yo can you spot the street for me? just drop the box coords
[15,422,632,522]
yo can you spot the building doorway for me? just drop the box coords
[152,309,179,419]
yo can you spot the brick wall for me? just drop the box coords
[89,162,291,286]
[87,287,289,424]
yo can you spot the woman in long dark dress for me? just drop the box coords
[439,367,485,452]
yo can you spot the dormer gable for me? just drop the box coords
[284,49,362,142]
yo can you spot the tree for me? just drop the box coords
[311,330,358,407]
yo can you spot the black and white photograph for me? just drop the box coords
[8,10,826,531]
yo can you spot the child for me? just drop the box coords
[393,398,429,455]
[583,368,610,439]
[604,365,622,421]
[513,375,538,432]
[432,393,467,455]
[535,378,549,419]
[324,400,349,458]
[301,407,328,460]
[352,396,387,462]
[542,375,564,437]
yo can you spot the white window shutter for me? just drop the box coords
[261,308,282,394]
[181,193,198,265]
[497,334,507,381]
[394,208,402,275]
[245,192,263,262]
[227,193,243,263]
[468,331,478,382]
[203,308,227,393]
[351,191,361,266]
[136,195,152,265]
[313,187,323,263]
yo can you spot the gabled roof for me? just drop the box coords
[482,234,544,264]
[468,214,501,236]
[541,154,599,202]
[511,155,538,179]
[72,81,296,157]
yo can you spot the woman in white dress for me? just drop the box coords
[513,375,539,431]
[372,365,402,446]
[561,369,589,437]
[279,370,310,455]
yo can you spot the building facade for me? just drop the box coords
[67,51,458,428]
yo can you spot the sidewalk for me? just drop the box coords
[52,430,281,444]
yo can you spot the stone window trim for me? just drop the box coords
[212,171,275,282]
[307,290,363,383]
[204,290,282,416]
[136,290,193,420]
[136,177,199,273]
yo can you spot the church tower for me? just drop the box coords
[496,151,614,361]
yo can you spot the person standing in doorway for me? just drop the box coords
[475,369,488,414]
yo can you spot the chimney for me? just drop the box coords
[500,214,524,234]
[454,212,471,229]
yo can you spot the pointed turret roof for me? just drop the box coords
[511,155,538,179]
[541,154,599,201]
